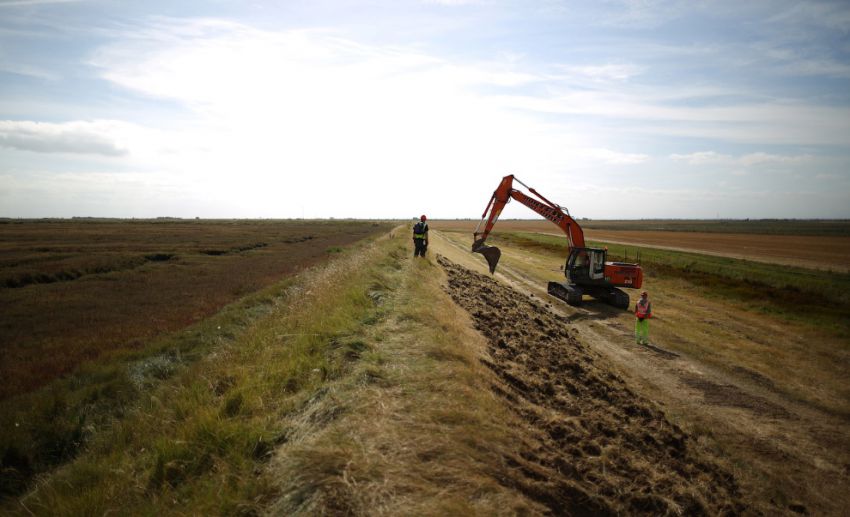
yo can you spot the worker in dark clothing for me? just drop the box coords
[413,215,429,257]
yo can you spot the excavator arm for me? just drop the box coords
[472,175,584,273]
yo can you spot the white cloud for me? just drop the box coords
[0,61,59,80]
[752,42,850,79]
[670,151,813,167]
[424,0,482,5]
[493,89,850,145]
[560,63,643,82]
[0,169,198,218]
[84,18,850,165]
[738,152,812,166]
[0,0,82,6]
[582,147,649,165]
[84,19,596,217]
[767,1,850,33]
[0,120,133,156]
[88,18,850,160]
[595,0,694,28]
[669,151,729,165]
[780,57,850,79]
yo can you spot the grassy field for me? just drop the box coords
[0,219,389,399]
[0,219,391,500]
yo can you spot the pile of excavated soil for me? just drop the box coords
[438,256,747,515]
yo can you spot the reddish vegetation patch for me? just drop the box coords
[0,220,389,399]
[439,255,746,515]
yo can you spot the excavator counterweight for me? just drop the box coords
[472,174,642,309]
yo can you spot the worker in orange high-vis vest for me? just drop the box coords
[634,291,652,345]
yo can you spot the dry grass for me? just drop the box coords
[266,243,545,515]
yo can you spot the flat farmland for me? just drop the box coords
[0,219,390,400]
[4,223,849,515]
[436,219,850,272]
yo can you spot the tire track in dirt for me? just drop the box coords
[438,255,747,515]
[679,374,791,419]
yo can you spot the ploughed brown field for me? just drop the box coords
[0,219,390,400]
[435,219,850,272]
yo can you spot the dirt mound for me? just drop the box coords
[438,256,747,515]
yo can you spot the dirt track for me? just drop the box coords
[438,256,745,515]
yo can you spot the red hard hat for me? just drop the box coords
[420,215,427,221]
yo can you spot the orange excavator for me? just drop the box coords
[472,174,643,309]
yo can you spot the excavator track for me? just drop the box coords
[548,282,630,310]
[589,285,630,310]
[547,281,583,306]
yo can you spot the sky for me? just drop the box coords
[1,0,849,219]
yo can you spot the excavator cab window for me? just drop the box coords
[567,247,607,283]
[567,248,590,283]
[589,249,606,280]
[574,250,588,268]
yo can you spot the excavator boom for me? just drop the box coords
[473,175,585,273]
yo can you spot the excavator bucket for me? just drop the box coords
[472,238,502,274]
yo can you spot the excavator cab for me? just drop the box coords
[550,246,635,308]
[566,247,607,284]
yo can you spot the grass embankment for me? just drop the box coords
[3,230,536,514]
[493,231,850,337]
[268,248,544,514]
